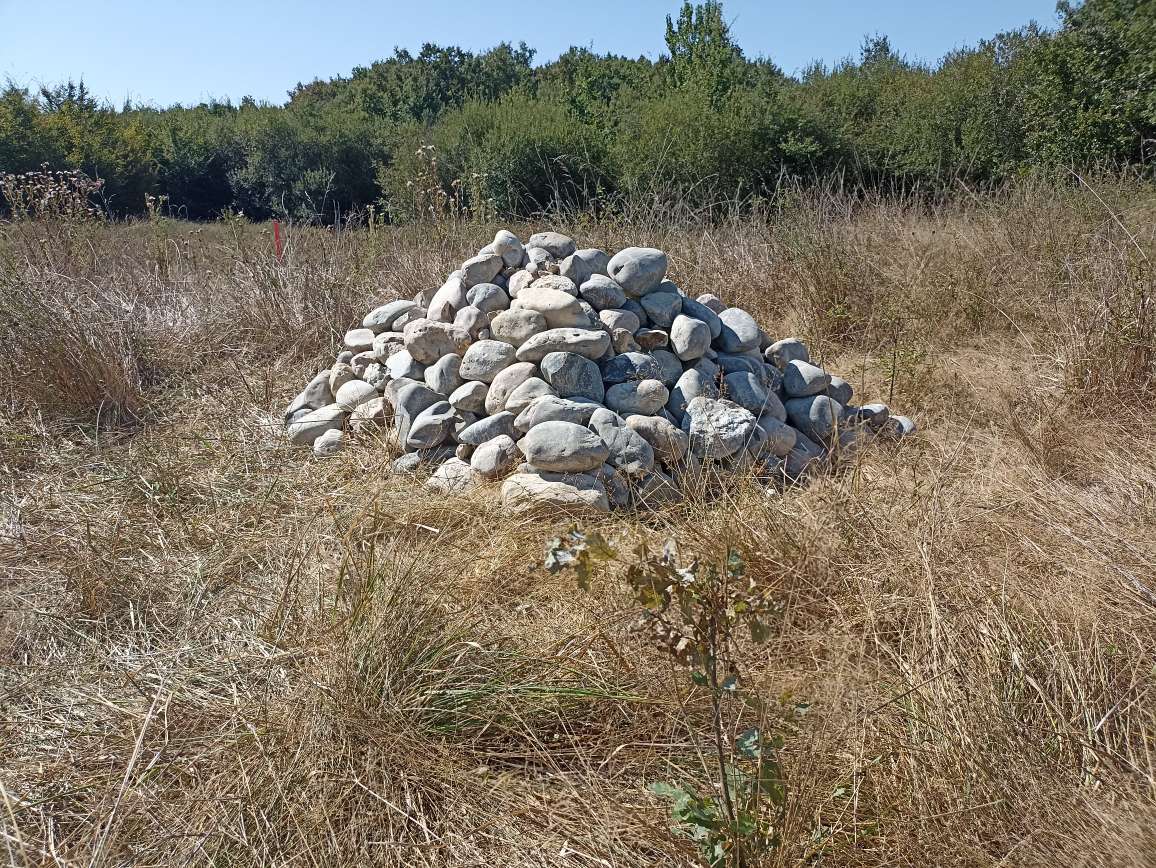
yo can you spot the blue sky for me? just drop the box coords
[1,0,1063,108]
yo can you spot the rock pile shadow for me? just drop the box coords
[285,230,916,512]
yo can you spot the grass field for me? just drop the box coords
[1,178,1154,866]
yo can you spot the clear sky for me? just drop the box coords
[1,0,1063,108]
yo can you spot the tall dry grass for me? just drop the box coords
[1,177,1154,866]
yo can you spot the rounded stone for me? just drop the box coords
[785,394,843,444]
[448,380,489,414]
[766,337,810,370]
[514,395,602,434]
[783,360,832,398]
[667,368,719,420]
[607,247,668,298]
[526,231,577,259]
[490,308,548,347]
[406,401,456,449]
[635,328,669,351]
[312,428,346,457]
[485,362,539,414]
[363,299,417,334]
[403,319,472,364]
[560,248,610,286]
[513,287,588,328]
[335,379,378,411]
[529,274,579,297]
[518,420,610,472]
[649,350,684,388]
[600,352,664,385]
[465,283,510,314]
[827,375,853,405]
[539,352,605,402]
[724,371,785,420]
[493,229,525,267]
[385,349,426,381]
[424,354,464,396]
[460,253,504,289]
[753,415,797,458]
[626,414,690,463]
[681,397,758,459]
[515,328,611,363]
[599,308,641,333]
[459,339,518,383]
[457,411,517,446]
[328,363,357,396]
[579,275,627,311]
[715,308,761,354]
[343,328,376,354]
[504,377,556,415]
[679,296,723,339]
[426,458,478,494]
[669,314,711,361]
[697,293,726,314]
[507,270,535,298]
[471,434,520,479]
[639,291,682,330]
[426,275,468,322]
[287,403,346,446]
[606,379,669,417]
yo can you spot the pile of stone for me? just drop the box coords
[284,230,915,513]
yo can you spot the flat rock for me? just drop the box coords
[363,299,417,334]
[513,287,588,328]
[287,403,346,446]
[457,411,517,447]
[460,253,504,289]
[343,328,376,354]
[527,231,577,259]
[766,337,810,369]
[501,473,609,514]
[639,291,681,329]
[515,328,610,363]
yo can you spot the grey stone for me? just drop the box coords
[783,430,826,478]
[393,381,444,443]
[526,247,555,272]
[588,410,655,475]
[424,354,464,395]
[560,248,610,286]
[448,380,489,414]
[527,231,577,259]
[485,362,539,414]
[518,420,609,472]
[529,274,579,297]
[286,369,334,419]
[471,435,520,479]
[753,415,797,458]
[501,473,609,514]
[715,308,760,353]
[507,269,535,298]
[426,274,468,322]
[385,349,426,381]
[666,368,720,420]
[349,396,389,431]
[639,291,681,330]
[465,283,510,314]
[371,331,406,361]
[599,308,641,333]
[457,411,517,446]
[490,308,547,347]
[621,298,648,326]
[312,428,346,457]
[765,337,810,370]
[460,253,504,289]
[406,401,456,449]
[601,351,663,385]
[632,468,682,508]
[335,379,378,411]
[492,229,525,268]
[612,328,641,354]
[513,287,587,328]
[682,397,757,459]
[607,247,668,297]
[540,352,605,402]
[343,327,376,354]
[606,379,669,416]
[724,371,786,420]
[783,360,832,398]
[287,403,346,446]
[679,297,723,339]
[649,350,684,388]
[350,351,376,377]
[578,275,627,311]
[363,299,418,334]
[697,293,726,314]
[459,339,518,383]
[515,328,611,363]
[785,394,843,443]
[403,319,472,364]
[453,305,488,340]
[626,414,689,463]
[514,395,601,433]
[505,377,556,415]
[426,458,478,493]
[827,375,853,405]
[669,314,711,361]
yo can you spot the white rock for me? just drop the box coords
[515,328,611,363]
[501,473,609,514]
[403,319,472,364]
[471,434,520,479]
[335,379,378,410]
[312,428,346,457]
[287,403,346,446]
[485,362,539,414]
[513,287,588,328]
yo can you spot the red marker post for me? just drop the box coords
[273,219,284,261]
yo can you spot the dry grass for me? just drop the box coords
[1,178,1154,866]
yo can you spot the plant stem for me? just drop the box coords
[706,615,741,864]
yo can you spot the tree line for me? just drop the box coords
[1,0,1152,222]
